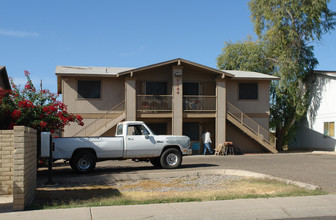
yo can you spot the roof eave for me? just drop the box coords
[117,58,234,78]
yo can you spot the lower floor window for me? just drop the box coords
[324,122,334,137]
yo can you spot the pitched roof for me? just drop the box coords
[314,70,336,79]
[222,70,279,80]
[55,66,134,77]
[116,58,235,78]
[0,66,11,90]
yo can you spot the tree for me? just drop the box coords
[0,70,83,133]
[217,0,335,150]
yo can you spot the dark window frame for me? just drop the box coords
[77,80,101,99]
[183,122,200,141]
[145,81,168,95]
[238,82,258,100]
[183,82,200,95]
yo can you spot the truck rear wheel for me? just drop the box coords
[160,148,182,169]
[71,152,96,173]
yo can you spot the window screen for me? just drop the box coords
[239,83,258,100]
[78,80,101,98]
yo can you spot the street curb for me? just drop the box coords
[48,168,321,191]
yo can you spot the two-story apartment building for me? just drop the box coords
[56,58,279,154]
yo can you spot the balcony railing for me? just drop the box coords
[183,95,216,112]
[137,95,172,112]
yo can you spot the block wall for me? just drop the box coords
[0,130,14,195]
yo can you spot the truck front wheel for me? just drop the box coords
[160,148,182,169]
[71,152,96,173]
[150,158,162,168]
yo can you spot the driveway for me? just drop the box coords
[38,152,336,193]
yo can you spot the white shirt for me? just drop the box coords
[202,132,212,144]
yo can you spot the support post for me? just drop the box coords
[216,79,227,148]
[172,66,183,135]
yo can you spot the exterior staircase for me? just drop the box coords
[72,101,125,137]
[226,102,278,153]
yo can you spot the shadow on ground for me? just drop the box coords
[37,162,218,187]
[31,187,122,210]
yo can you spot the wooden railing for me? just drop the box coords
[72,100,125,137]
[227,101,276,148]
[183,95,216,112]
[137,95,172,112]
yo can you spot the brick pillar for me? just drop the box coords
[13,126,37,211]
[0,130,14,195]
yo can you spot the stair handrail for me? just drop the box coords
[226,101,277,147]
[72,100,125,137]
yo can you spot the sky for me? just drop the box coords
[1,0,336,94]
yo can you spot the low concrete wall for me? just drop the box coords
[0,126,37,211]
[0,130,14,195]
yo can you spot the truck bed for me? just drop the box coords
[52,136,124,159]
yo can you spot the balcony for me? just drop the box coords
[137,95,172,113]
[137,95,217,115]
[183,95,216,112]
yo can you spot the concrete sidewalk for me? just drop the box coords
[1,194,336,220]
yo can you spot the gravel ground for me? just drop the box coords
[114,175,242,192]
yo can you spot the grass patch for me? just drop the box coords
[30,177,326,210]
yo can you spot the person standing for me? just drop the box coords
[202,130,213,155]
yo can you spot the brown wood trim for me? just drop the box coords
[137,112,173,118]
[183,113,216,118]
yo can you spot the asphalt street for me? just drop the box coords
[38,152,336,193]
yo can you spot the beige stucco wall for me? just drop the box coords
[226,80,270,130]
[62,76,125,113]
[226,123,266,153]
[62,76,125,137]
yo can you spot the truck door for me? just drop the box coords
[125,124,156,157]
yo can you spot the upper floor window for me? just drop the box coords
[324,122,334,137]
[183,82,199,95]
[145,82,167,95]
[239,83,258,100]
[77,80,101,99]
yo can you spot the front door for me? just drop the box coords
[125,124,156,157]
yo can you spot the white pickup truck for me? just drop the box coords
[41,121,191,173]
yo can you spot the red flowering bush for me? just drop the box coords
[0,70,84,132]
